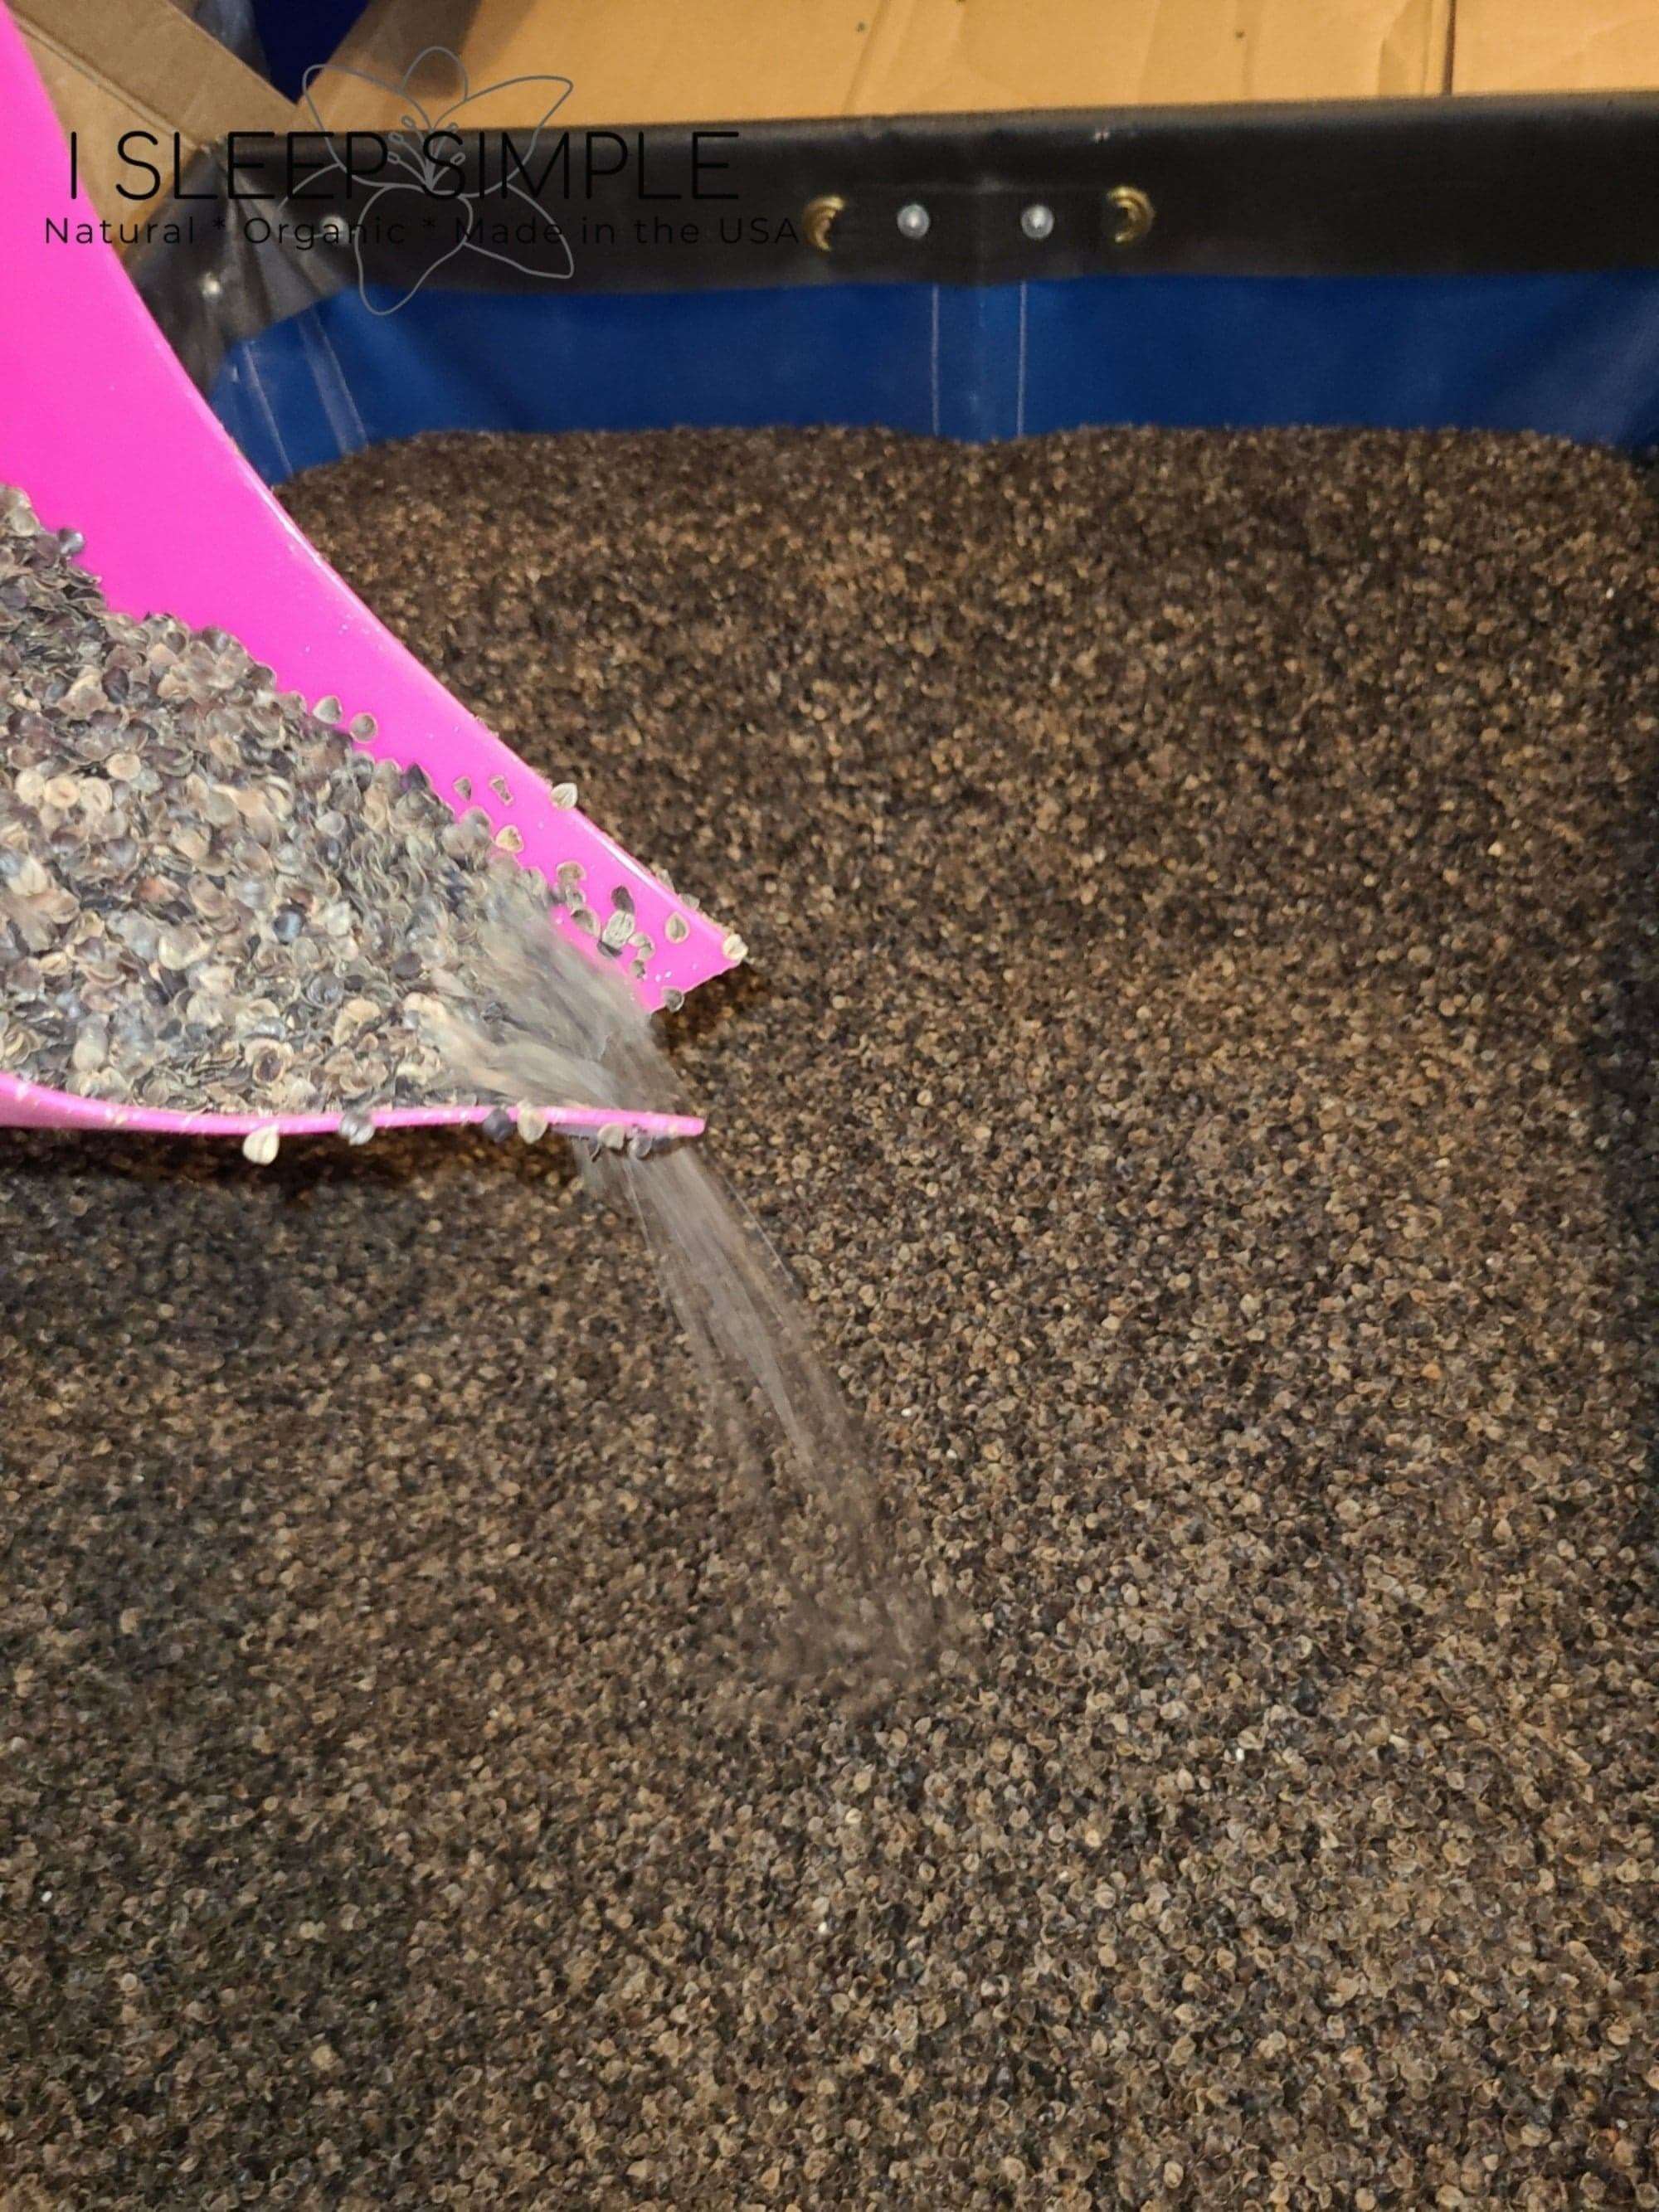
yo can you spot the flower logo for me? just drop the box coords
[294,46,577,314]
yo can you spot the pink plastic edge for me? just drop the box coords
[0,1074,703,1144]
[0,4,732,1145]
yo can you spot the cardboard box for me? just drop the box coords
[15,0,298,239]
[24,0,1656,236]
[1453,1,1659,93]
[314,0,1454,130]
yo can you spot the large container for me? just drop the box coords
[124,87,1659,477]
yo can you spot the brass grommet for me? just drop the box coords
[1106,184,1155,247]
[804,193,846,252]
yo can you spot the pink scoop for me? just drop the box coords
[0,6,734,1148]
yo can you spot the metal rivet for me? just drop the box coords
[1020,202,1055,241]
[804,194,846,252]
[897,201,931,241]
[1106,184,1155,246]
[199,270,223,302]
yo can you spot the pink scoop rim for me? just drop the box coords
[0,1071,704,1145]
[0,5,735,1148]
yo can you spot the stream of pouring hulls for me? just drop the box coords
[431,876,941,1688]
[0,483,931,1683]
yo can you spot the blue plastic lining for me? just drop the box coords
[212,270,1659,484]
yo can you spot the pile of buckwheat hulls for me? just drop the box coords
[4,424,1654,2210]
[0,484,649,1157]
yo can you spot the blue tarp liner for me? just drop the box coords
[212,271,1659,484]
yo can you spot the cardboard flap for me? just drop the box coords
[311,0,883,129]
[16,0,299,232]
[852,0,1452,114]
[1454,0,1659,92]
